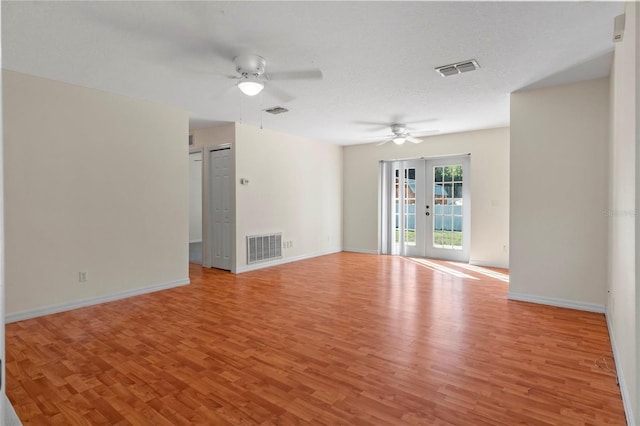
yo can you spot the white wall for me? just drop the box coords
[234,123,343,272]
[608,2,637,424]
[510,78,609,310]
[3,70,189,318]
[343,127,510,267]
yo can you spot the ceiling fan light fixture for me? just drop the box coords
[392,136,406,145]
[237,76,264,96]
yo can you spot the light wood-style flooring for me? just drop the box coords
[6,253,625,425]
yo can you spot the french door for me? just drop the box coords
[381,156,470,261]
[424,157,470,261]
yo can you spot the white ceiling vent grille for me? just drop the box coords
[435,59,480,77]
[247,233,282,264]
[264,106,289,115]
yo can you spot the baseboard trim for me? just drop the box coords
[469,259,509,269]
[606,311,634,426]
[235,248,342,273]
[6,278,190,323]
[342,248,379,255]
[507,292,605,313]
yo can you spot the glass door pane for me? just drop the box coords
[394,169,400,245]
[404,168,416,247]
[432,165,463,250]
[426,157,470,262]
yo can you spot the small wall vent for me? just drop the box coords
[435,59,480,77]
[264,106,289,115]
[247,233,282,264]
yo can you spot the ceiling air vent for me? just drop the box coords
[435,59,480,77]
[264,106,289,115]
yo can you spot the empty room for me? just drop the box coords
[1,1,638,425]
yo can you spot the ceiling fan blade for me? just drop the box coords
[265,84,296,104]
[354,122,395,132]
[406,136,424,144]
[376,139,393,146]
[410,130,440,138]
[264,69,323,81]
[178,67,238,79]
[404,118,438,129]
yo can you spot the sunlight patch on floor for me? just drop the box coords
[447,262,510,282]
[406,257,478,279]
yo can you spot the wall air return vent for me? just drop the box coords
[435,59,480,77]
[247,233,282,264]
[264,106,289,115]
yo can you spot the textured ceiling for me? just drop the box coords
[2,1,624,145]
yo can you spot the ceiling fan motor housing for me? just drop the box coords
[391,124,407,135]
[234,54,266,76]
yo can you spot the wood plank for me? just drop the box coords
[6,253,625,424]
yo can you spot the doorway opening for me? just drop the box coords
[189,150,203,264]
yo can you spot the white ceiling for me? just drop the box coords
[2,1,623,145]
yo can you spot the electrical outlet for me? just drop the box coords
[79,270,88,283]
[503,245,508,252]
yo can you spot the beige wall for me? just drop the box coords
[608,2,637,423]
[190,123,235,150]
[234,123,342,272]
[510,78,610,309]
[3,70,189,318]
[343,127,510,267]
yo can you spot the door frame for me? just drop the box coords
[203,143,235,272]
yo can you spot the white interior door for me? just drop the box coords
[425,156,471,262]
[208,147,232,270]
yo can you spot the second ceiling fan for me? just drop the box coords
[376,124,439,146]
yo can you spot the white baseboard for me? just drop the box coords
[342,248,379,255]
[606,311,634,426]
[469,259,509,269]
[507,291,605,313]
[5,278,190,323]
[235,248,342,273]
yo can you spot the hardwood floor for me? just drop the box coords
[6,253,625,425]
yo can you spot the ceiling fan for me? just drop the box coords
[375,124,439,146]
[228,54,323,99]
